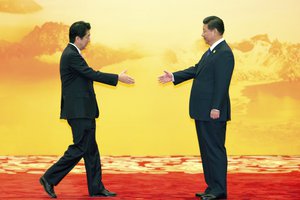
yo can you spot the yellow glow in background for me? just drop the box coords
[0,0,299,155]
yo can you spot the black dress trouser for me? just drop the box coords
[195,120,228,196]
[44,118,104,195]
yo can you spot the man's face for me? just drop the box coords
[202,24,215,46]
[76,30,90,50]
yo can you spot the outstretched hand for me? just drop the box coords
[158,70,173,84]
[118,70,135,84]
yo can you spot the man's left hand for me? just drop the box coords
[210,109,220,119]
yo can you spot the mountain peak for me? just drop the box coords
[0,0,42,14]
[20,22,69,55]
[251,34,271,43]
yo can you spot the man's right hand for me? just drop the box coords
[118,70,135,84]
[158,70,173,84]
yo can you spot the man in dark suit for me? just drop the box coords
[159,16,234,200]
[39,21,134,198]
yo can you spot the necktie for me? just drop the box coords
[205,48,211,58]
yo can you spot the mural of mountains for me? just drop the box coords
[0,21,299,83]
[231,34,300,82]
[163,34,300,83]
[0,22,142,81]
[0,0,42,14]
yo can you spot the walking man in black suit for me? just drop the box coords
[159,16,234,200]
[40,21,134,198]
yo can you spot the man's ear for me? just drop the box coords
[213,28,218,34]
[212,28,218,36]
[75,36,80,43]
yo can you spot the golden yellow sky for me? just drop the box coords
[0,0,299,155]
[1,0,300,46]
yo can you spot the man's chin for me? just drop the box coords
[83,43,90,50]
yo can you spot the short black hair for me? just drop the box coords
[203,16,224,35]
[69,21,91,43]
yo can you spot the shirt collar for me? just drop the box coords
[69,43,81,54]
[210,38,225,51]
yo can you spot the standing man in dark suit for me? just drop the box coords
[159,16,234,200]
[39,21,134,198]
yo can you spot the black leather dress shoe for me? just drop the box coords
[90,189,117,197]
[201,193,227,200]
[39,176,57,198]
[195,192,206,197]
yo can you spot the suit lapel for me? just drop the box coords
[196,52,213,75]
[195,41,226,76]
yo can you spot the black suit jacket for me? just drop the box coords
[173,41,234,121]
[60,44,118,119]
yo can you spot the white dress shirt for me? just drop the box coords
[69,43,81,54]
[210,38,224,52]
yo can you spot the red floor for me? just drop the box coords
[1,172,299,200]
